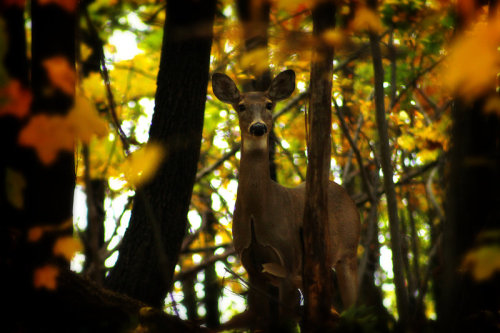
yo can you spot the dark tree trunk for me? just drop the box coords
[441,96,500,331]
[105,0,217,307]
[202,195,221,328]
[1,1,76,331]
[302,1,337,331]
[83,175,106,285]
[439,3,500,331]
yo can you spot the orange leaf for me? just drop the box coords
[18,114,74,165]
[0,80,32,118]
[33,265,59,290]
[43,56,75,96]
[53,236,82,261]
[37,0,77,12]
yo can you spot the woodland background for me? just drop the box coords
[1,0,499,332]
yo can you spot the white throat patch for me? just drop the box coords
[243,136,268,151]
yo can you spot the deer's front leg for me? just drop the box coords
[336,255,358,309]
[278,278,301,324]
[247,273,273,328]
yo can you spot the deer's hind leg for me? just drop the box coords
[336,255,358,309]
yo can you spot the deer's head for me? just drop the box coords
[212,70,295,150]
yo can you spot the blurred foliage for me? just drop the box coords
[4,0,500,329]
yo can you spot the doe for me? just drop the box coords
[212,70,360,328]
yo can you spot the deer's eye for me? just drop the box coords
[238,104,246,112]
[265,102,273,110]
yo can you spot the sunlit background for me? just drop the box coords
[70,0,450,323]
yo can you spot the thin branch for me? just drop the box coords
[334,99,377,203]
[353,159,439,206]
[174,248,236,282]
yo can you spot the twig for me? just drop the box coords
[174,248,236,282]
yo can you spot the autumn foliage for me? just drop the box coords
[1,0,500,332]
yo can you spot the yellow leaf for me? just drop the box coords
[240,48,269,75]
[443,21,500,100]
[416,148,439,163]
[350,7,383,34]
[67,94,108,143]
[33,265,59,290]
[43,56,75,96]
[462,245,500,281]
[18,114,74,165]
[53,236,82,261]
[397,134,416,151]
[5,168,26,209]
[123,143,165,187]
[322,29,345,47]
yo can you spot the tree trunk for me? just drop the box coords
[441,96,500,331]
[368,0,410,327]
[105,0,217,307]
[302,1,337,331]
[2,1,76,331]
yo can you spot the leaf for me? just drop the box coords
[240,48,269,75]
[350,7,384,34]
[443,20,500,100]
[122,143,165,187]
[38,0,77,12]
[462,245,500,281]
[53,236,82,261]
[67,94,108,143]
[18,114,74,165]
[0,79,32,118]
[322,29,345,47]
[5,168,26,209]
[33,265,59,290]
[43,56,75,96]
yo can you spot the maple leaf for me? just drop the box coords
[67,94,108,143]
[0,79,32,118]
[43,56,75,96]
[18,114,74,165]
[122,143,165,187]
[53,236,82,261]
[33,265,59,290]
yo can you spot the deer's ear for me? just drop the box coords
[267,70,295,101]
[212,73,240,104]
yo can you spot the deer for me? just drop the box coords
[212,69,360,329]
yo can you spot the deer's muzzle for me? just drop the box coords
[249,122,268,136]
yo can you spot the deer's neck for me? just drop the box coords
[237,137,272,203]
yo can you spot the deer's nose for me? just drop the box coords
[249,122,268,136]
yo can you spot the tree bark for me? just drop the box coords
[105,0,217,307]
[2,1,76,330]
[367,0,410,327]
[302,1,337,331]
[441,97,500,331]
